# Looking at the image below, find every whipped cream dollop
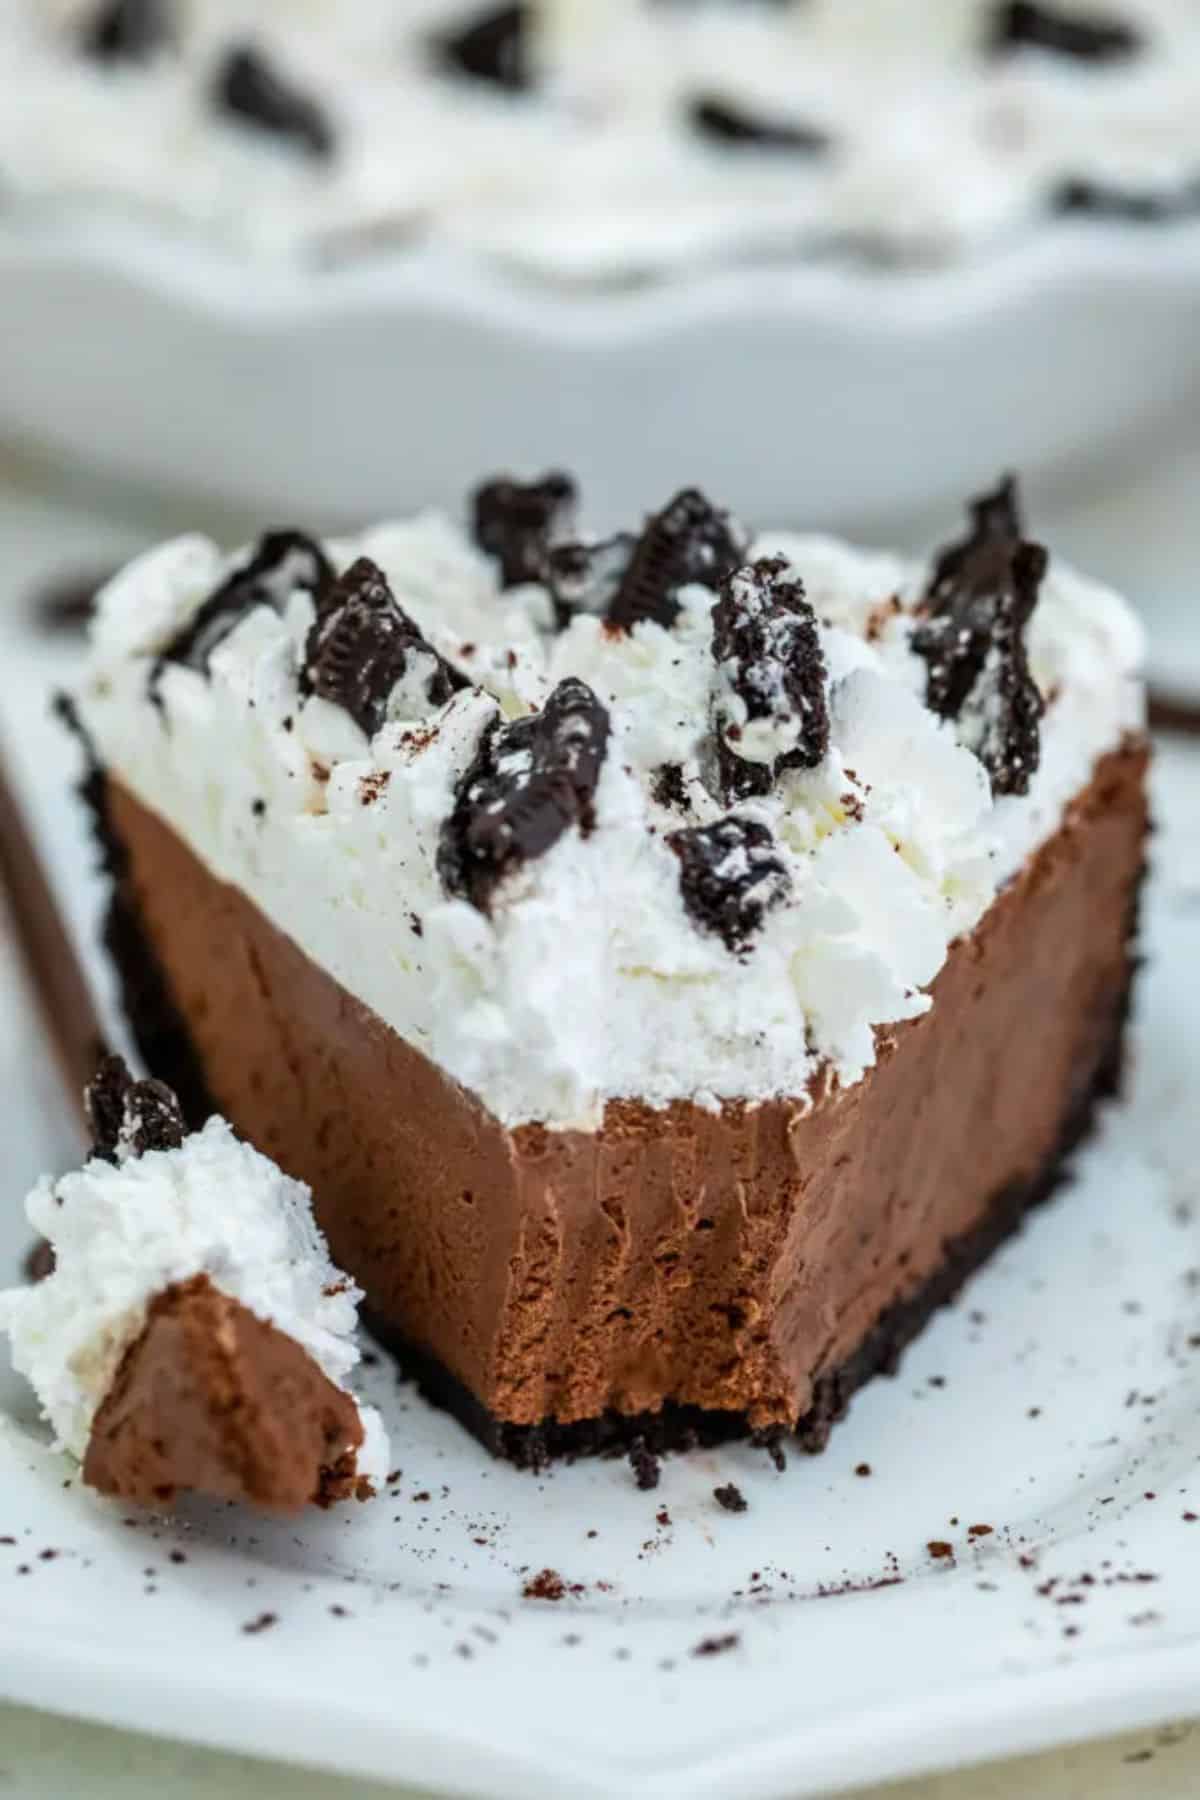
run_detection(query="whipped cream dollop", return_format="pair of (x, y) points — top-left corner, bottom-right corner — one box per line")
(2, 2), (1199, 279)
(75, 485), (1145, 1131)
(0, 1107), (387, 1468)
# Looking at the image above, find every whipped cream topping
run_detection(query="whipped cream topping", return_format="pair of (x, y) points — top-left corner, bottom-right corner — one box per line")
(0, 1114), (388, 1468)
(2, 3), (1198, 280)
(75, 492), (1145, 1132)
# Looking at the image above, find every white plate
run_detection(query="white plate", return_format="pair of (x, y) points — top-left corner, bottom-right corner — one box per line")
(1, 611), (1200, 1798)
(3, 214), (1200, 532)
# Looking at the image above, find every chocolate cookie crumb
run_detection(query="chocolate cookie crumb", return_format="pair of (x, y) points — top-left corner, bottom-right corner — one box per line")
(472, 472), (576, 588)
(241, 1611), (278, 1634)
(986, 2), (1142, 62)
(855, 1462), (872, 1478)
(650, 763), (689, 812)
(23, 1240), (55, 1284)
(214, 45), (334, 159)
(82, 0), (171, 62)
(927, 1539), (955, 1560)
(436, 4), (531, 92)
(713, 1483), (748, 1513)
(692, 1632), (740, 1657)
(155, 529), (332, 694)
(85, 1055), (186, 1163)
(304, 556), (468, 739)
(711, 557), (830, 801)
(609, 489), (745, 632)
(1054, 176), (1194, 222)
(756, 1431), (788, 1472)
(667, 816), (790, 953)
(913, 476), (1046, 797)
(689, 95), (830, 154)
(439, 677), (610, 911)
(629, 1438), (661, 1491)
(523, 1568), (567, 1601)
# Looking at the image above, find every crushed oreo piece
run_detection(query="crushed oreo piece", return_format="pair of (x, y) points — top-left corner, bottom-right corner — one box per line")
(304, 557), (468, 740)
(213, 44), (335, 159)
(435, 3), (531, 91)
(667, 816), (790, 953)
(153, 529), (332, 698)
(439, 677), (610, 912)
(85, 1055), (186, 1163)
(689, 95), (830, 154)
(986, 2), (1142, 60)
(81, 0), (171, 61)
(609, 489), (746, 633)
(650, 763), (689, 813)
(542, 535), (637, 629)
(711, 557), (830, 801)
(914, 477), (1046, 797)
(629, 1438), (661, 1491)
(713, 1482), (748, 1514)
(472, 472), (577, 588)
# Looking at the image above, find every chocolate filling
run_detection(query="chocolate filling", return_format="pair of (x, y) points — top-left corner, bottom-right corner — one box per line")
(78, 738), (1147, 1468)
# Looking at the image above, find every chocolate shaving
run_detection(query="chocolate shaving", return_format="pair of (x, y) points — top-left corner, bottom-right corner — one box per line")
(472, 472), (577, 588)
(153, 529), (332, 699)
(713, 1482), (748, 1513)
(711, 557), (829, 801)
(608, 489), (747, 633)
(439, 677), (610, 912)
(85, 1054), (186, 1163)
(986, 2), (1142, 60)
(435, 3), (531, 92)
(81, 0), (171, 61)
(689, 95), (830, 155)
(303, 557), (468, 740)
(913, 477), (1046, 797)
(667, 816), (790, 953)
(213, 44), (335, 159)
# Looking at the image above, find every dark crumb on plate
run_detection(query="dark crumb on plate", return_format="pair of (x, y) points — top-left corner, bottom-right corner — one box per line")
(692, 1632), (740, 1658)
(927, 1540), (955, 1560)
(655, 1508), (671, 1527)
(855, 1462), (872, 1477)
(241, 1612), (278, 1634)
(713, 1483), (748, 1514)
(968, 1523), (994, 1538)
(169, 1550), (187, 1564)
(523, 1568), (583, 1602)
(629, 1438), (660, 1491)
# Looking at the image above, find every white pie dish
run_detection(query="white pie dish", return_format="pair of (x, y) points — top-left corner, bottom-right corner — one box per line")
(2, 210), (1200, 531)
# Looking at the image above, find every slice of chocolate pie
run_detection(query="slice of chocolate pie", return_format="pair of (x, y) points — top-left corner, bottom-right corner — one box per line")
(68, 475), (1148, 1465)
(0, 1058), (387, 1510)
